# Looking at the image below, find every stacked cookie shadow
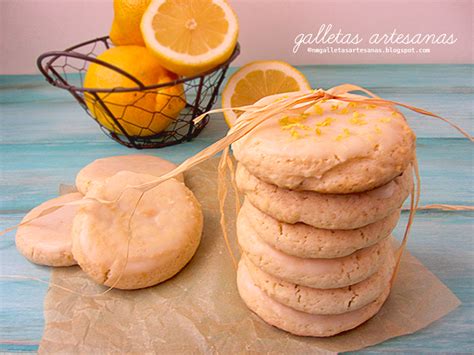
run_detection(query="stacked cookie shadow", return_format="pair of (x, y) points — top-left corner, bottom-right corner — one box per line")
(232, 96), (416, 336)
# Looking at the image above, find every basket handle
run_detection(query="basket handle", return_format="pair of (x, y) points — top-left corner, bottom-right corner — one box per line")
(36, 50), (147, 90)
(36, 40), (241, 92)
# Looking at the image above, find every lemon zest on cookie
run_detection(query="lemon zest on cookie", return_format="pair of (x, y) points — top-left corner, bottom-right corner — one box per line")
(350, 112), (367, 125)
(289, 127), (308, 139)
(279, 115), (311, 133)
(349, 117), (367, 125)
(313, 104), (324, 115)
(279, 115), (303, 127)
(315, 127), (322, 136)
(274, 95), (289, 103)
(379, 117), (392, 123)
(335, 128), (351, 141)
(316, 117), (334, 127)
(375, 125), (382, 134)
(331, 104), (339, 111)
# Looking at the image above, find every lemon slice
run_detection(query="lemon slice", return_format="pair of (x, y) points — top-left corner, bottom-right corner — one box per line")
(141, 0), (239, 77)
(221, 61), (311, 127)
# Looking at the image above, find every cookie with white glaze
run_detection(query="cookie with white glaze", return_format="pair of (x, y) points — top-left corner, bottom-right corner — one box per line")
(237, 258), (390, 337)
(237, 214), (391, 289)
(72, 171), (203, 290)
(236, 163), (412, 230)
(240, 198), (399, 258)
(16, 192), (82, 267)
(232, 95), (416, 193)
(242, 249), (394, 315)
(75, 154), (183, 195)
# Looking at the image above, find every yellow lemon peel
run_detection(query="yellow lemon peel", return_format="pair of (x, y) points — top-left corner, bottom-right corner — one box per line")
(289, 127), (308, 139)
(313, 104), (324, 115)
(316, 117), (334, 127)
(279, 115), (310, 130)
(349, 117), (367, 125)
(335, 127), (351, 141)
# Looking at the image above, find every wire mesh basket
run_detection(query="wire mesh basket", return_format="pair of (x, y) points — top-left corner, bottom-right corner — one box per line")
(37, 36), (240, 149)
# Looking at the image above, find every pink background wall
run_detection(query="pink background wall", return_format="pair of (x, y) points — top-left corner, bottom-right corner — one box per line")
(0, 0), (472, 75)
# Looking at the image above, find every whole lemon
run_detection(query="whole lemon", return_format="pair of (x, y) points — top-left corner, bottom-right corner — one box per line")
(84, 46), (186, 137)
(110, 0), (151, 46)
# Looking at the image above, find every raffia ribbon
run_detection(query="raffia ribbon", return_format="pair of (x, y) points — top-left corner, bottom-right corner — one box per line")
(1, 84), (472, 296)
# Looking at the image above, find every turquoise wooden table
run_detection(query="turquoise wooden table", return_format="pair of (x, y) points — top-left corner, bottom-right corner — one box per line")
(0, 65), (472, 353)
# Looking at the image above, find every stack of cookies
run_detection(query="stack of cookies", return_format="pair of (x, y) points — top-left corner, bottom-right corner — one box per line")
(232, 95), (416, 337)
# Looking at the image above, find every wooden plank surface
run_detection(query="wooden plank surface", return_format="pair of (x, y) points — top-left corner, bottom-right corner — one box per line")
(0, 65), (472, 353)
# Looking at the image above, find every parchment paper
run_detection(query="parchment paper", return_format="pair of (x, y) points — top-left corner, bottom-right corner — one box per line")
(39, 158), (460, 354)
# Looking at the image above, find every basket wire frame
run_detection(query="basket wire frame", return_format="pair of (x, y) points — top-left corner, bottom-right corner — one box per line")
(37, 36), (240, 149)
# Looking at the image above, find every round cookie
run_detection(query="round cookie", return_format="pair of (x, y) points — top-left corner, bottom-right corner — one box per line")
(72, 171), (203, 290)
(232, 95), (416, 193)
(237, 214), (391, 289)
(240, 198), (399, 258)
(75, 154), (183, 195)
(16, 192), (82, 267)
(242, 248), (394, 315)
(236, 163), (412, 230)
(237, 258), (390, 337)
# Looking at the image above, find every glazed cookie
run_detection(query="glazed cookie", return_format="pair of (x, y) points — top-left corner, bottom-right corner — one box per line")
(236, 163), (412, 229)
(237, 216), (391, 289)
(72, 171), (203, 290)
(240, 198), (399, 258)
(16, 192), (83, 267)
(242, 249), (394, 315)
(232, 95), (416, 193)
(237, 258), (390, 337)
(75, 154), (183, 195)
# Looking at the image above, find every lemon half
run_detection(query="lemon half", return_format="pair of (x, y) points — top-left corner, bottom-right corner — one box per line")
(221, 61), (312, 127)
(141, 0), (239, 77)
